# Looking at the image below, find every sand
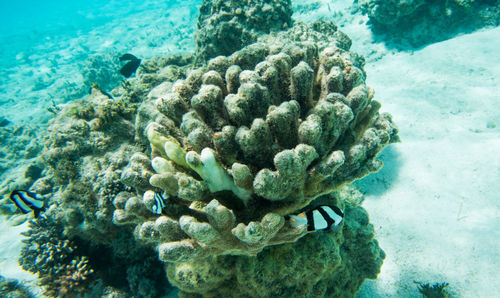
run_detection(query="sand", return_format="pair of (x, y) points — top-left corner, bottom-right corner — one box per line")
(356, 27), (500, 297)
(0, 220), (41, 296)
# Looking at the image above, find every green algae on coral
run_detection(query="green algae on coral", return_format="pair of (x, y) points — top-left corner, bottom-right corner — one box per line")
(113, 21), (398, 297)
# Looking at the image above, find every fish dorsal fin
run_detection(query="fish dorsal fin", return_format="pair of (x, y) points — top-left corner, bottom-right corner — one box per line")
(119, 53), (139, 61)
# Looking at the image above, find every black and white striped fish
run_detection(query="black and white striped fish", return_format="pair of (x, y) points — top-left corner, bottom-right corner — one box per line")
(288, 205), (344, 231)
(9, 190), (46, 218)
(151, 192), (166, 215)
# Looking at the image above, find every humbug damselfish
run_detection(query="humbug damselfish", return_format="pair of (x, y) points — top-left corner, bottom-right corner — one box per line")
(9, 190), (46, 218)
(287, 205), (344, 231)
(151, 192), (166, 215)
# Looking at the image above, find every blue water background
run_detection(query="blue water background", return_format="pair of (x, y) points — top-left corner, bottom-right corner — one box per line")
(0, 0), (200, 123)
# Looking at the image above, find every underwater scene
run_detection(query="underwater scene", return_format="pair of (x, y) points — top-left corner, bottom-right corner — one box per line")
(0, 0), (498, 297)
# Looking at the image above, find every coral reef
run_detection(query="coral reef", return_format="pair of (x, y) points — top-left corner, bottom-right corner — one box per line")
(39, 51), (191, 240)
(14, 53), (193, 296)
(81, 51), (124, 95)
(0, 123), (42, 175)
(195, 0), (293, 61)
(10, 0), (397, 295)
(19, 216), (95, 297)
(259, 20), (354, 53)
(115, 21), (398, 296)
(356, 0), (500, 47)
(163, 195), (385, 297)
(416, 281), (453, 298)
(30, 55), (186, 240)
(19, 211), (172, 297)
(39, 85), (139, 242)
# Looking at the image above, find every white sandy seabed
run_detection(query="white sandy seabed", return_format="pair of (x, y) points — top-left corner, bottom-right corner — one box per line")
(1, 7), (500, 298)
(354, 26), (500, 297)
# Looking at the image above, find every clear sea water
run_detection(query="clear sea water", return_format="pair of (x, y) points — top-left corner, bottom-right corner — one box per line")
(1, 0), (499, 297)
(0, 0), (200, 123)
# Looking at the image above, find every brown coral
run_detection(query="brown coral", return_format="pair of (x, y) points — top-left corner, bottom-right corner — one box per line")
(114, 22), (397, 296)
(19, 217), (95, 297)
(164, 197), (384, 297)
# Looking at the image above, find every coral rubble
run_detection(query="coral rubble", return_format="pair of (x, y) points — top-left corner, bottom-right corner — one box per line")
(357, 0), (500, 47)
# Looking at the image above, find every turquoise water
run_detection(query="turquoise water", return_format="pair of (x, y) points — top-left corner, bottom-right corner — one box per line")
(0, 0), (199, 123)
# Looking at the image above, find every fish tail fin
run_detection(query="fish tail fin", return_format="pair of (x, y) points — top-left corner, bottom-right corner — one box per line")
(33, 207), (46, 218)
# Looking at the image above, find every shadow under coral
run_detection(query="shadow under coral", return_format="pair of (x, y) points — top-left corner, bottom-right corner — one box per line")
(354, 145), (402, 197)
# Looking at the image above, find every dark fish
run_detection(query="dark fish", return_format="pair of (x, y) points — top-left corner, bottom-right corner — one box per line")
(119, 53), (141, 78)
(0, 116), (10, 127)
(287, 205), (344, 231)
(151, 192), (166, 215)
(119, 53), (139, 62)
(9, 190), (46, 218)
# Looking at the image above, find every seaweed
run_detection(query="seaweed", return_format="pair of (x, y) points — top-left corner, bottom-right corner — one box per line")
(415, 281), (453, 298)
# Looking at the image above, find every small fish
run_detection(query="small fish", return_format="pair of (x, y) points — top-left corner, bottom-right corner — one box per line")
(9, 190), (46, 218)
(119, 53), (141, 78)
(89, 83), (113, 99)
(151, 192), (166, 215)
(0, 116), (10, 127)
(119, 53), (139, 62)
(288, 205), (344, 231)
